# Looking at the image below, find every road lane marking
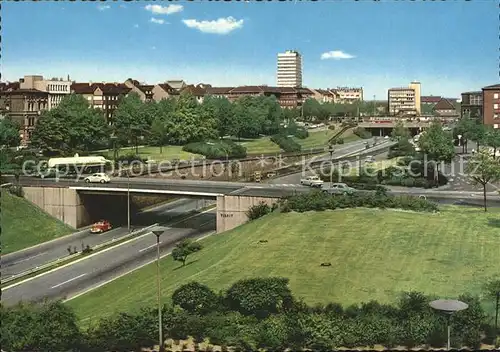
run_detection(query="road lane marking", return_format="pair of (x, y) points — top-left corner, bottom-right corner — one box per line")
(51, 273), (87, 289)
(64, 230), (217, 302)
(8, 252), (48, 266)
(139, 243), (159, 252)
(3, 207), (215, 291)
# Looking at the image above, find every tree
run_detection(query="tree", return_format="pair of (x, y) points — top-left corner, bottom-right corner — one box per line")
(1, 301), (82, 352)
(113, 92), (150, 152)
(31, 94), (109, 155)
(203, 95), (234, 138)
(418, 122), (455, 183)
(172, 239), (202, 266)
(484, 278), (500, 341)
(224, 277), (293, 318)
(149, 116), (168, 153)
(485, 127), (500, 159)
(466, 150), (500, 211)
(0, 118), (21, 147)
(172, 282), (221, 315)
(455, 117), (475, 153)
(391, 120), (411, 141)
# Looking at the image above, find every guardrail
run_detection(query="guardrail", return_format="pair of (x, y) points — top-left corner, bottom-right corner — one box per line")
(0, 223), (159, 286)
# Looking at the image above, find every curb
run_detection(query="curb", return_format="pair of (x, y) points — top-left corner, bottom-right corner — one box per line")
(0, 224), (159, 286)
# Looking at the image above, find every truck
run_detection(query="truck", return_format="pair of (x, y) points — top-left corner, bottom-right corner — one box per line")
(300, 175), (324, 188)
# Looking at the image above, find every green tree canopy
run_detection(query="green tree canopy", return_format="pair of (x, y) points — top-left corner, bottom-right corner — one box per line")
(0, 118), (21, 147)
(466, 150), (500, 211)
(31, 94), (109, 155)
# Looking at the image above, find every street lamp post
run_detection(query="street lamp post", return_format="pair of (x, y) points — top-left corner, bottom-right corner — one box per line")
(328, 145), (335, 186)
(152, 228), (165, 352)
(127, 170), (131, 232)
(429, 299), (469, 350)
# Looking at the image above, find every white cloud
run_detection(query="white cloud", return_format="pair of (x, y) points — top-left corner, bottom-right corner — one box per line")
(150, 18), (165, 25)
(97, 4), (110, 11)
(145, 4), (183, 15)
(182, 16), (244, 34)
(320, 50), (356, 60)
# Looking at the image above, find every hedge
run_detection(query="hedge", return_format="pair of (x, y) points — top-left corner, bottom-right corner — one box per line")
(4, 279), (494, 351)
(182, 140), (247, 159)
(281, 190), (439, 213)
(270, 134), (301, 153)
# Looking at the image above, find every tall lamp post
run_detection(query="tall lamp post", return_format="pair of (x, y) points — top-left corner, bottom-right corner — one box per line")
(152, 228), (165, 352)
(328, 145), (335, 186)
(429, 299), (468, 350)
(127, 170), (131, 232)
(110, 133), (118, 162)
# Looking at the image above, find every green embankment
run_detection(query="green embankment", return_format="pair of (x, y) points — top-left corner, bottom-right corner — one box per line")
(68, 206), (500, 324)
(1, 191), (74, 254)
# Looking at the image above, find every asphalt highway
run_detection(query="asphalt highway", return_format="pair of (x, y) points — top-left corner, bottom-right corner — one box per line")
(2, 209), (216, 306)
(1, 198), (212, 280)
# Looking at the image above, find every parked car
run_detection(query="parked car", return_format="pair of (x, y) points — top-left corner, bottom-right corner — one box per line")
(300, 175), (324, 188)
(90, 220), (112, 234)
(84, 173), (110, 183)
(322, 182), (356, 195)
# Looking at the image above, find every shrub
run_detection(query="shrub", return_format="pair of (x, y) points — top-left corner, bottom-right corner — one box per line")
(8, 185), (24, 197)
(353, 127), (372, 139)
(172, 282), (221, 315)
(335, 138), (344, 144)
(183, 140), (247, 159)
(116, 153), (147, 164)
(283, 190), (438, 213)
(246, 202), (272, 221)
(270, 134), (301, 153)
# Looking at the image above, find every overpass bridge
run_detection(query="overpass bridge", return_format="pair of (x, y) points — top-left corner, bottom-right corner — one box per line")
(11, 175), (500, 234)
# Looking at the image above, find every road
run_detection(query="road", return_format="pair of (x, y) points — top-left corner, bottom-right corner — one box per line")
(1, 198), (212, 280)
(2, 209), (216, 306)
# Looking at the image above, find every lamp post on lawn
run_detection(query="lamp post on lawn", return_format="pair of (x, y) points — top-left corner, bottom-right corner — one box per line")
(328, 144), (335, 186)
(110, 133), (118, 162)
(429, 299), (468, 350)
(152, 228), (165, 352)
(127, 170), (131, 232)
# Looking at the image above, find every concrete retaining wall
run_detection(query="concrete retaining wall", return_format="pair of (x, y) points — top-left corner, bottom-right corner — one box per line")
(216, 195), (279, 233)
(23, 187), (90, 228)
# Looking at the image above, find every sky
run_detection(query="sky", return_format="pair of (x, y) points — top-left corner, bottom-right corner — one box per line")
(1, 1), (498, 98)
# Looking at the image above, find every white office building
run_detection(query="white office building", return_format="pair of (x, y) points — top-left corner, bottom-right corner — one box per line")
(277, 50), (302, 88)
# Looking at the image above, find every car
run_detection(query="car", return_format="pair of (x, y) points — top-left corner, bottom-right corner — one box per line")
(365, 156), (375, 163)
(300, 175), (324, 188)
(322, 182), (356, 195)
(90, 220), (112, 234)
(84, 173), (110, 183)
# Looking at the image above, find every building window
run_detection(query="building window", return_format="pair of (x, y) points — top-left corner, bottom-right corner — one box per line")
(494, 114), (499, 119)
(495, 124), (499, 129)
(495, 104), (499, 109)
(494, 93), (499, 99)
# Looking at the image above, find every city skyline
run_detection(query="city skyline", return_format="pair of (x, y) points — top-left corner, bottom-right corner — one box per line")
(2, 1), (497, 98)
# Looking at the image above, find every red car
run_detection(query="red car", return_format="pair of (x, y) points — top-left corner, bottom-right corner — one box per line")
(90, 220), (112, 234)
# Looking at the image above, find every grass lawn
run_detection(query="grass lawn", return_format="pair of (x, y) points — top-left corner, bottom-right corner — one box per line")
(293, 129), (337, 150)
(68, 206), (500, 325)
(1, 191), (74, 254)
(112, 145), (200, 162)
(236, 137), (281, 155)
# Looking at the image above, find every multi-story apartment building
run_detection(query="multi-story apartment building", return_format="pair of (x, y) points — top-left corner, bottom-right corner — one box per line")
(388, 87), (417, 116)
(460, 91), (483, 120)
(408, 81), (421, 115)
(277, 50), (303, 88)
(181, 85), (206, 104)
(19, 75), (72, 110)
(330, 87), (363, 104)
(0, 81), (49, 145)
(209, 86), (312, 109)
(71, 82), (131, 123)
(166, 80), (187, 91)
(482, 84), (500, 128)
(124, 79), (155, 102)
(432, 98), (458, 117)
(310, 88), (335, 103)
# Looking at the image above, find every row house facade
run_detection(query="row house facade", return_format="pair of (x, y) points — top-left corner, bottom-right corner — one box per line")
(460, 91), (482, 120)
(70, 82), (131, 123)
(332, 87), (364, 104)
(125, 79), (179, 102)
(206, 86), (314, 109)
(482, 84), (500, 128)
(0, 82), (48, 145)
